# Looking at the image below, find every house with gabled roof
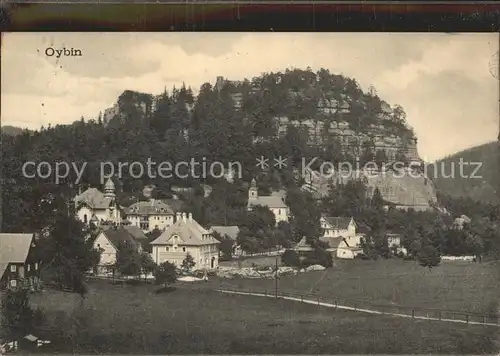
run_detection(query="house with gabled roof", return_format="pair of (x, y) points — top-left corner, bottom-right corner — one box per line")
(0, 233), (40, 290)
(247, 179), (290, 224)
(124, 199), (175, 232)
(320, 216), (363, 251)
(150, 212), (220, 270)
(92, 226), (145, 274)
(294, 235), (363, 260)
(74, 178), (123, 226)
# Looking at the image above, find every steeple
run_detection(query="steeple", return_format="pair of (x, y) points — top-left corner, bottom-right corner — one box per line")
(248, 178), (258, 199)
(104, 178), (116, 198)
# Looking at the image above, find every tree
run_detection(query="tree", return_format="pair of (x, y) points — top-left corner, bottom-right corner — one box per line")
(181, 253), (196, 273)
(281, 249), (300, 267)
(213, 231), (234, 260)
(37, 212), (101, 294)
(371, 187), (384, 209)
(465, 233), (484, 262)
(155, 261), (177, 287)
(1, 288), (45, 340)
(140, 252), (157, 278)
(286, 187), (323, 244)
(115, 240), (142, 277)
(417, 242), (441, 270)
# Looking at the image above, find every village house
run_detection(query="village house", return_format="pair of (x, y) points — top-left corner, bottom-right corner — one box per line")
(92, 226), (145, 274)
(247, 179), (290, 224)
(0, 233), (40, 290)
(74, 178), (123, 226)
(125, 199), (175, 232)
(320, 216), (360, 246)
(150, 213), (220, 270)
(210, 225), (241, 256)
(294, 235), (363, 260)
(386, 233), (408, 255)
(293, 216), (363, 259)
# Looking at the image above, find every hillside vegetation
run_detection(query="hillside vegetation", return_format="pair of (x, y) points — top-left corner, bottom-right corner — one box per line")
(429, 142), (499, 204)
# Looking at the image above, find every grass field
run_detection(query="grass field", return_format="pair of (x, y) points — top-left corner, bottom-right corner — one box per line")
(28, 280), (499, 354)
(212, 259), (500, 314)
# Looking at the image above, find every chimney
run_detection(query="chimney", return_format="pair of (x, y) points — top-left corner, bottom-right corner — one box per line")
(188, 212), (193, 221)
(150, 198), (155, 207)
(182, 212), (187, 221)
(176, 212), (182, 222)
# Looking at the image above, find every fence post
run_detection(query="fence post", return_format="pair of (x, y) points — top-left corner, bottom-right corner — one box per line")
(439, 311), (442, 320)
(301, 295), (303, 303)
(335, 300), (337, 309)
(466, 314), (469, 324)
(412, 309), (415, 318)
(354, 303), (357, 311)
(317, 296), (320, 306)
(483, 315), (486, 324)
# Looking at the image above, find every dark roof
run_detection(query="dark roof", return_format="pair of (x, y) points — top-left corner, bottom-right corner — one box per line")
(322, 216), (353, 230)
(123, 225), (148, 240)
(101, 227), (140, 250)
(125, 199), (174, 216)
(0, 233), (34, 280)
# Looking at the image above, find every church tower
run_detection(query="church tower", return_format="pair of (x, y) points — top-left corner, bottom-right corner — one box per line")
(104, 178), (116, 199)
(248, 178), (258, 200)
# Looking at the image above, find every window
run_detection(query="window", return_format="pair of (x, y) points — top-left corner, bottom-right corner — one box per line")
(27, 264), (31, 272)
(166, 247), (169, 252)
(35, 263), (38, 270)
(97, 244), (101, 248)
(10, 280), (17, 287)
(10, 265), (16, 272)
(182, 247), (186, 252)
(84, 214), (88, 223)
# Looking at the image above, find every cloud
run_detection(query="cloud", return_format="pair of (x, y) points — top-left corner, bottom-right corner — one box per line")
(1, 32), (498, 161)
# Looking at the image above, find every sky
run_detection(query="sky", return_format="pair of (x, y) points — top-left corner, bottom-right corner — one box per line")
(2, 32), (498, 162)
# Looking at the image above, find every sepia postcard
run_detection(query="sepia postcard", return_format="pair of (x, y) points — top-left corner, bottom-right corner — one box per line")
(1, 32), (499, 354)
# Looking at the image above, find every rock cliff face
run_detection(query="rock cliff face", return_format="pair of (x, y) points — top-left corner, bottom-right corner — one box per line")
(217, 72), (420, 163)
(303, 168), (438, 211)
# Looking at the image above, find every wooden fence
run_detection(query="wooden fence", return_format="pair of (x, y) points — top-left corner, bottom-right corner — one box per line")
(218, 287), (500, 326)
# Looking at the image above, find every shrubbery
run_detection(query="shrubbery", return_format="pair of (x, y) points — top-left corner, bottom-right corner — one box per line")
(281, 247), (332, 268)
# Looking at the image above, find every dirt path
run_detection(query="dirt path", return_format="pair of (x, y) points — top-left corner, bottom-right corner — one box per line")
(217, 289), (500, 328)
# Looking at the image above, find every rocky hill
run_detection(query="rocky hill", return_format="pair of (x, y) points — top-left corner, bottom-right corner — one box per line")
(302, 166), (438, 211)
(101, 69), (420, 164)
(428, 141), (499, 205)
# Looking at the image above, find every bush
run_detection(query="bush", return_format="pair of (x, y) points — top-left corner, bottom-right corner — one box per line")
(282, 249), (301, 267)
(300, 247), (332, 268)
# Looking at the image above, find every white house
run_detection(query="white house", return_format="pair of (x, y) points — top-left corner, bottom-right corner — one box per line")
(320, 216), (360, 247)
(74, 179), (123, 226)
(335, 238), (363, 259)
(125, 199), (175, 233)
(247, 179), (290, 224)
(93, 226), (144, 274)
(294, 236), (363, 260)
(150, 212), (220, 270)
(386, 233), (408, 255)
(293, 216), (363, 260)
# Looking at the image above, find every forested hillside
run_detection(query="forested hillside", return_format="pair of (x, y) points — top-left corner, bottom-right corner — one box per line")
(0, 67), (460, 234)
(430, 142), (499, 205)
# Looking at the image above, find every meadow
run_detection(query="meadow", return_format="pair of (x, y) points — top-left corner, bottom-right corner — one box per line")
(28, 279), (499, 354)
(214, 258), (500, 314)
